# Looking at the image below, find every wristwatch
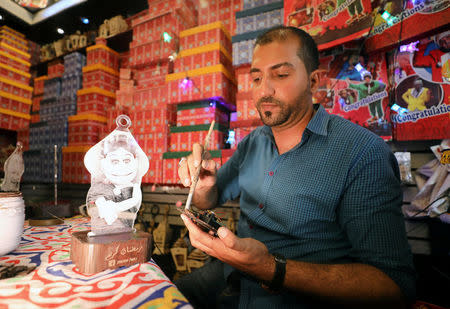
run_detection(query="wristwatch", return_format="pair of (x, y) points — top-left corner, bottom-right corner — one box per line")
(267, 253), (286, 291)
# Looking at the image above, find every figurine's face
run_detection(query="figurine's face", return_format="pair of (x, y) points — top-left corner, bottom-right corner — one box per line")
(101, 147), (137, 185)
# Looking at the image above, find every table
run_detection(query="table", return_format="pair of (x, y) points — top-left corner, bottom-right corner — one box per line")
(0, 216), (192, 308)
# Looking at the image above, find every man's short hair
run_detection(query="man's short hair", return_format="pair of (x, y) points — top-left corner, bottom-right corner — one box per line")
(414, 79), (423, 85)
(254, 26), (319, 75)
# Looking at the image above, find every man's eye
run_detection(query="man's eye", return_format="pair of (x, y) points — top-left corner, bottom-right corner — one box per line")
(112, 160), (119, 165)
(123, 159), (131, 164)
(277, 73), (288, 78)
(252, 77), (261, 83)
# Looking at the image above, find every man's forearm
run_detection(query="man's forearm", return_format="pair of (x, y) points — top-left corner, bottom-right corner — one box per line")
(247, 257), (406, 308)
(192, 184), (218, 210)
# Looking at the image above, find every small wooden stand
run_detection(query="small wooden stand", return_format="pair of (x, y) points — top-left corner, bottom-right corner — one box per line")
(70, 231), (153, 275)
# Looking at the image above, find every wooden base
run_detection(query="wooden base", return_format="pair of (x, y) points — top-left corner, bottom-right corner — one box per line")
(70, 230), (153, 275)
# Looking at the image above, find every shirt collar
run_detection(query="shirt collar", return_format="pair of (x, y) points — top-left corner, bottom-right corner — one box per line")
(260, 104), (330, 138)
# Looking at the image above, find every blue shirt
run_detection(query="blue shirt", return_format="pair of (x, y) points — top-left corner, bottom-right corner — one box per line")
(217, 104), (415, 308)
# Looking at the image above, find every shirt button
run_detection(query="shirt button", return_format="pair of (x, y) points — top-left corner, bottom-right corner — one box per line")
(248, 224), (253, 229)
(269, 171), (274, 176)
(258, 203), (263, 209)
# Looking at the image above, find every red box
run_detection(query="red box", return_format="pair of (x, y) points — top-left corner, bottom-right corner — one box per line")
(31, 112), (39, 123)
(0, 42), (30, 62)
(77, 87), (116, 116)
(236, 98), (259, 121)
(134, 130), (170, 155)
(176, 106), (229, 126)
(68, 114), (107, 146)
(120, 68), (132, 80)
(17, 127), (29, 151)
(174, 48), (233, 74)
(236, 64), (251, 93)
(0, 28), (28, 50)
(131, 107), (175, 134)
(32, 95), (42, 112)
(198, 0), (241, 35)
(133, 85), (169, 109)
(33, 76), (47, 95)
(0, 35), (29, 52)
(120, 51), (130, 69)
(162, 156), (221, 184)
(47, 62), (64, 79)
(62, 147), (91, 183)
(0, 77), (32, 99)
(0, 113), (29, 131)
(0, 63), (30, 86)
(170, 130), (225, 152)
(106, 106), (130, 132)
(0, 95), (31, 114)
(116, 89), (135, 108)
(166, 69), (236, 105)
(86, 44), (120, 70)
(221, 148), (235, 165)
(180, 22), (232, 54)
(142, 159), (163, 184)
(129, 39), (177, 67)
(82, 68), (120, 93)
(0, 50), (30, 73)
(134, 61), (169, 88)
(230, 119), (262, 149)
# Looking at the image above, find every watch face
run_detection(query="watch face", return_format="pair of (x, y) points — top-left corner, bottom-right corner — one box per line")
(273, 253), (286, 263)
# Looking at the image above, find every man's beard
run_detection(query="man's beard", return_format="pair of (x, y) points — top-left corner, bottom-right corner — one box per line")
(256, 96), (293, 127)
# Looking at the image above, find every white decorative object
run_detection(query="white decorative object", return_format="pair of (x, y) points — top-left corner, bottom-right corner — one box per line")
(0, 192), (25, 256)
(84, 115), (149, 237)
(1, 142), (24, 192)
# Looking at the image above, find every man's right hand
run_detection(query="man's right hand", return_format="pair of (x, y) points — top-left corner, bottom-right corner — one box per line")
(177, 143), (217, 189)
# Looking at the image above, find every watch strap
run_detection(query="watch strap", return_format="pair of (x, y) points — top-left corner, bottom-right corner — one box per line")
(268, 253), (286, 291)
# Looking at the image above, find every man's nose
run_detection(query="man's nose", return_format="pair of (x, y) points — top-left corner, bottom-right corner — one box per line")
(260, 77), (275, 97)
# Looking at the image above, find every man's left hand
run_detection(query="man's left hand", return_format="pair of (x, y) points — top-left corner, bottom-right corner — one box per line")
(181, 214), (274, 281)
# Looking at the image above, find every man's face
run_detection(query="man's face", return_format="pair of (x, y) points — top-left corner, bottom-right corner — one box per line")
(364, 76), (371, 84)
(250, 38), (312, 127)
(101, 147), (138, 185)
(340, 89), (348, 98)
(414, 83), (422, 91)
(438, 34), (450, 51)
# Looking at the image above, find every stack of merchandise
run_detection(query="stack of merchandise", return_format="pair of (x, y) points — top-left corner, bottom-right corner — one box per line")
(232, 1), (283, 66)
(31, 75), (47, 124)
(0, 26), (32, 131)
(62, 40), (119, 184)
(25, 53), (85, 183)
(197, 0), (242, 36)
(230, 64), (262, 149)
(119, 0), (198, 184)
(163, 21), (237, 184)
(28, 40), (40, 66)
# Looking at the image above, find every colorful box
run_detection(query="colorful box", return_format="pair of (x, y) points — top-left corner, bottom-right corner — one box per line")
(176, 100), (230, 126)
(133, 85), (169, 109)
(43, 77), (61, 100)
(33, 75), (48, 95)
(0, 90), (32, 114)
(131, 106), (176, 134)
(0, 50), (30, 73)
(48, 62), (65, 79)
(63, 52), (86, 75)
(134, 61), (169, 88)
(198, 0), (242, 35)
(230, 118), (262, 149)
(62, 146), (91, 184)
(180, 21), (232, 54)
(17, 127), (29, 151)
(235, 2), (284, 35)
(86, 44), (120, 70)
(174, 43), (233, 74)
(106, 106), (130, 132)
(236, 97), (259, 121)
(0, 42), (31, 62)
(82, 64), (120, 93)
(68, 113), (107, 146)
(166, 64), (236, 105)
(129, 39), (178, 67)
(162, 150), (222, 184)
(0, 76), (33, 99)
(31, 111), (39, 123)
(169, 123), (228, 152)
(76, 87), (116, 116)
(0, 62), (30, 86)
(0, 109), (29, 131)
(32, 95), (42, 112)
(142, 159), (163, 184)
(116, 89), (135, 108)
(236, 64), (252, 92)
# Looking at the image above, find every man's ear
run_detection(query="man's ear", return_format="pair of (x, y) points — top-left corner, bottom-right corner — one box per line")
(309, 70), (321, 94)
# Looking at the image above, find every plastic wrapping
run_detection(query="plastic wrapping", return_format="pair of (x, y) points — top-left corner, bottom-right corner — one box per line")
(394, 152), (414, 185)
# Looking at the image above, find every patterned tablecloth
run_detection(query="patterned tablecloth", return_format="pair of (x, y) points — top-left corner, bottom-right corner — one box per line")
(0, 216), (192, 309)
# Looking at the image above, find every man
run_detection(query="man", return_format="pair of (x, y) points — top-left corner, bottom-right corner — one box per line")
(177, 26), (415, 308)
(336, 54), (363, 81)
(349, 72), (386, 122)
(402, 78), (431, 111)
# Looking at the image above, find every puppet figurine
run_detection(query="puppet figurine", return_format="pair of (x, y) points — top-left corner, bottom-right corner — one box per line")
(84, 115), (149, 237)
(0, 142), (24, 192)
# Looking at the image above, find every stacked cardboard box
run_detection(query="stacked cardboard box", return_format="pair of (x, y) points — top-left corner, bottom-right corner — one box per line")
(232, 1), (284, 66)
(197, 0), (242, 36)
(0, 26), (32, 131)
